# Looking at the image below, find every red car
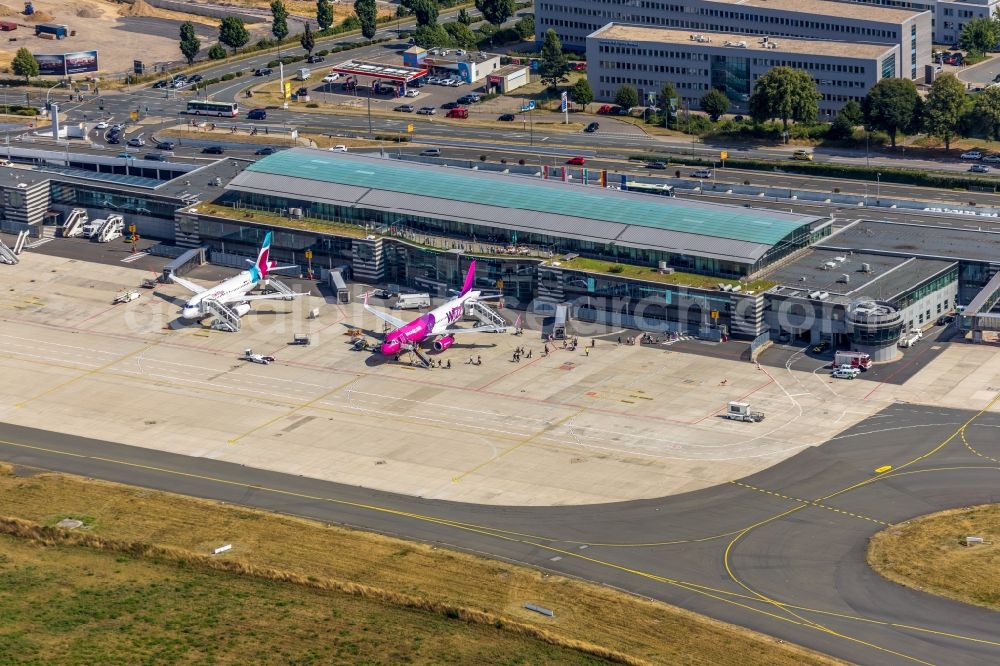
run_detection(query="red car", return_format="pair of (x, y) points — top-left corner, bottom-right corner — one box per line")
(566, 156), (586, 165)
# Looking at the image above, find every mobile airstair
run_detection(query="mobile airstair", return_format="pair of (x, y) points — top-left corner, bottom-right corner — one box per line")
(94, 215), (125, 243)
(467, 299), (508, 331)
(60, 208), (88, 238)
(13, 229), (29, 255)
(262, 277), (296, 300)
(200, 298), (242, 332)
(409, 345), (431, 368)
(0, 238), (17, 264)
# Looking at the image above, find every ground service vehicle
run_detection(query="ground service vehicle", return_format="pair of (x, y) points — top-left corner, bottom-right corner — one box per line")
(393, 293), (431, 310)
(834, 350), (872, 370)
(725, 401), (765, 422)
(241, 348), (275, 365)
(832, 367), (861, 379)
(187, 101), (239, 117)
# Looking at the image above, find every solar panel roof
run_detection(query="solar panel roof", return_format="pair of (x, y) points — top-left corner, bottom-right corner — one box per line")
(245, 149), (817, 248)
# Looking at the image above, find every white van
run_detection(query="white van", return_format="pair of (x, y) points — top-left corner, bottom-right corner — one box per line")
(81, 218), (105, 238)
(393, 293), (431, 310)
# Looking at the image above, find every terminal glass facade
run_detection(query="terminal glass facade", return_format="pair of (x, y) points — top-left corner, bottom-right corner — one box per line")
(711, 55), (751, 110)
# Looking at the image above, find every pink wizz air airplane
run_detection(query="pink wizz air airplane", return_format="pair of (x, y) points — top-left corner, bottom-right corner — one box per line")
(363, 261), (508, 356)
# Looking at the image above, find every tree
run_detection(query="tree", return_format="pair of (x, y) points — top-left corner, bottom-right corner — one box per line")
(207, 43), (227, 60)
(614, 84), (639, 111)
(219, 16), (250, 54)
(538, 29), (569, 90)
(514, 14), (534, 40)
(413, 23), (453, 48)
(300, 22), (315, 55)
(457, 8), (472, 25)
(411, 0), (439, 26)
(271, 0), (289, 42)
(444, 22), (477, 48)
(975, 85), (1000, 139)
(178, 21), (201, 65)
(863, 77), (920, 147)
(700, 89), (729, 121)
(748, 67), (819, 133)
(11, 47), (37, 83)
(923, 73), (968, 149)
(316, 0), (334, 31)
(839, 99), (864, 127)
(959, 16), (1000, 56)
(354, 0), (377, 39)
(570, 77), (594, 110)
(475, 0), (515, 27)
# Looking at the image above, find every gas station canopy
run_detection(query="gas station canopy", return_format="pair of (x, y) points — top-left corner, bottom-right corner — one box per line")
(328, 60), (429, 82)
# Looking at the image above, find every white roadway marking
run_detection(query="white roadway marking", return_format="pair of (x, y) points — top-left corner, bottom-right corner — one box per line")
(828, 422), (963, 440)
(0, 333), (121, 356)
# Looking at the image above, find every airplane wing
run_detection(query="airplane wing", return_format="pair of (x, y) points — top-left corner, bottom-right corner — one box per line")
(169, 275), (206, 294)
(222, 292), (307, 304)
(441, 324), (509, 335)
(363, 293), (407, 329)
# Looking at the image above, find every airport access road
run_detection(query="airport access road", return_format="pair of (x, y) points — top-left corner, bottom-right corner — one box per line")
(2, 399), (999, 666)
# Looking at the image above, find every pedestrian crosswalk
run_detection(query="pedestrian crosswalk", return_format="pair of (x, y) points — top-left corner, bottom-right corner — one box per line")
(661, 335), (695, 346)
(120, 251), (149, 264)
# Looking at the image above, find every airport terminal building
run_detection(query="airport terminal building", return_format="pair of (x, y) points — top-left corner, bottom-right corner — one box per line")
(0, 147), (987, 356)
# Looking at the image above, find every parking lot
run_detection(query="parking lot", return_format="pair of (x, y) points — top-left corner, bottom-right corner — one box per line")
(0, 247), (921, 506)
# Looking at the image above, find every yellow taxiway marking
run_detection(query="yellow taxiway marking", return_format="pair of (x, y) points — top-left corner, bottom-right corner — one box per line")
(731, 481), (889, 526)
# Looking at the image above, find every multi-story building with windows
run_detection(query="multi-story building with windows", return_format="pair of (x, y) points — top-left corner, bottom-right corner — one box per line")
(539, 0), (930, 81)
(587, 24), (900, 116)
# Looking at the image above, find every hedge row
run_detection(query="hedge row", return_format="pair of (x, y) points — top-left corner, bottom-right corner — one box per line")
(632, 154), (996, 191)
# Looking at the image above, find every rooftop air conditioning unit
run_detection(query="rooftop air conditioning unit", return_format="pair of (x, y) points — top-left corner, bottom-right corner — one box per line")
(860, 262), (872, 272)
(818, 292), (829, 300)
(809, 291), (821, 299)
(824, 261), (837, 269)
(839, 273), (850, 283)
(289, 207), (303, 219)
(834, 256), (847, 263)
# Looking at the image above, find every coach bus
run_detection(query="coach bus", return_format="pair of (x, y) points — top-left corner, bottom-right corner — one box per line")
(186, 100), (239, 117)
(623, 182), (675, 197)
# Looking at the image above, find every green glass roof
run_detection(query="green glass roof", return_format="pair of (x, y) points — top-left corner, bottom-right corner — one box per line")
(247, 150), (813, 246)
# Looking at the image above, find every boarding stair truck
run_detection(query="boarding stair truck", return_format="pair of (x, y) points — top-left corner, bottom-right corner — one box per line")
(466, 299), (508, 331)
(94, 214), (125, 243)
(552, 302), (570, 339)
(834, 350), (872, 371)
(393, 293), (431, 310)
(725, 401), (765, 422)
(60, 208), (88, 238)
(0, 237), (17, 264)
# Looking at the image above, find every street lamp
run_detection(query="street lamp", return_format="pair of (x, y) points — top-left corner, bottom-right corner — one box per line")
(876, 172), (881, 204)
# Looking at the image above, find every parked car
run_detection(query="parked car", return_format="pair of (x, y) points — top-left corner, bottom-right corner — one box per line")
(983, 154), (1000, 163)
(417, 106), (436, 115)
(457, 94), (480, 104)
(440, 101), (460, 110)
(409, 79), (425, 88)
(970, 164), (991, 173)
(792, 149), (813, 161)
(307, 54), (325, 64)
(328, 145), (348, 152)
(937, 314), (955, 326)
(202, 145), (225, 154)
(597, 104), (614, 114)
(584, 121), (599, 133)
(691, 168), (713, 178)
(143, 153), (166, 162)
(255, 147), (276, 155)
(420, 148), (442, 157)
(155, 141), (176, 150)
(961, 150), (983, 160)
(322, 72), (340, 83)
(647, 161), (667, 169)
(404, 89), (420, 97)
(394, 104), (415, 112)
(498, 113), (516, 121)
(255, 68), (273, 76)
(566, 156), (586, 165)
(247, 108), (267, 120)
(427, 76), (442, 85)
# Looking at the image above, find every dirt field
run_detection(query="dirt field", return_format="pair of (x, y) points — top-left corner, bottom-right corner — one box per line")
(0, 463), (843, 666)
(0, 0), (260, 75)
(868, 504), (1000, 611)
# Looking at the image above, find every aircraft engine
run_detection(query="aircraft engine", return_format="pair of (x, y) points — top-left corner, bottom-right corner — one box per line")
(432, 335), (455, 352)
(233, 303), (252, 317)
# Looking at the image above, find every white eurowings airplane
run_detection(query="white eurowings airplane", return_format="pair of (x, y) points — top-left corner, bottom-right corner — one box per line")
(171, 231), (304, 320)
(363, 260), (508, 355)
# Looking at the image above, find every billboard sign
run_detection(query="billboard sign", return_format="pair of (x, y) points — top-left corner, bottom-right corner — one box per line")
(35, 53), (66, 77)
(65, 51), (98, 75)
(33, 50), (99, 76)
